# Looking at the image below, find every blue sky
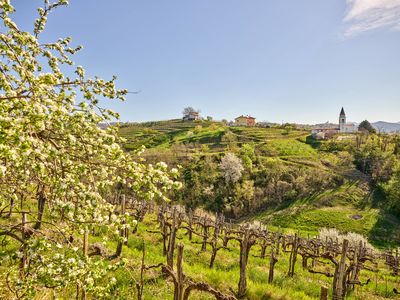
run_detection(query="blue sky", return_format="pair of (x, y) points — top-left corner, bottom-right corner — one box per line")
(12, 0), (400, 124)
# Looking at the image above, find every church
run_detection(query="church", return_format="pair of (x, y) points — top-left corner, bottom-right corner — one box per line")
(312, 107), (358, 139)
(338, 107), (358, 133)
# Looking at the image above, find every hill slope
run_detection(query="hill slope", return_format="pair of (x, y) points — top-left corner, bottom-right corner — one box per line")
(118, 119), (400, 247)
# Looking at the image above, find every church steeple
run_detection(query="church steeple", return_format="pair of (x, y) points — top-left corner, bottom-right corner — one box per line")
(339, 107), (346, 132)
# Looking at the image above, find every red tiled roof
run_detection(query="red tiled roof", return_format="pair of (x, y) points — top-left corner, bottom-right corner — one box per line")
(235, 115), (256, 120)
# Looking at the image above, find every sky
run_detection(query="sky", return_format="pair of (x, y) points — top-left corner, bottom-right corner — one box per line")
(11, 0), (400, 124)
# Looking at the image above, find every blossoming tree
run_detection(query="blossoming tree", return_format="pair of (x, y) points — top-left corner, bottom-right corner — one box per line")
(0, 0), (180, 298)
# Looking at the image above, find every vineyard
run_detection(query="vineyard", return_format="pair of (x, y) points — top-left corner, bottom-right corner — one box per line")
(40, 196), (400, 300)
(3, 194), (400, 299)
(115, 199), (400, 299)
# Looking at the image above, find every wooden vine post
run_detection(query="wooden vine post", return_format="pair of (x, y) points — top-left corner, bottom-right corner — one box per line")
(173, 242), (185, 300)
(348, 242), (361, 291)
(332, 239), (349, 300)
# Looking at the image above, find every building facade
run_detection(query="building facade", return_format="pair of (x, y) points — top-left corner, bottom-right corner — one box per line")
(183, 111), (200, 121)
(235, 115), (256, 126)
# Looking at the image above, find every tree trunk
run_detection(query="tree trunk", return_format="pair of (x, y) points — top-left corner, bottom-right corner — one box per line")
(275, 234), (281, 255)
(81, 228), (89, 300)
(187, 210), (193, 241)
(302, 255), (308, 270)
(136, 242), (145, 300)
(34, 190), (46, 230)
(210, 247), (218, 269)
(201, 225), (208, 252)
(19, 212), (28, 279)
(167, 208), (177, 269)
(288, 234), (298, 277)
(160, 213), (168, 256)
(6, 196), (14, 218)
(115, 195), (126, 257)
(320, 286), (328, 300)
(268, 243), (278, 284)
(260, 240), (267, 259)
(238, 230), (253, 298)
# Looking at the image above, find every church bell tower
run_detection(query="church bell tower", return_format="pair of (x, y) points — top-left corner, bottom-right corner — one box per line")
(339, 107), (346, 132)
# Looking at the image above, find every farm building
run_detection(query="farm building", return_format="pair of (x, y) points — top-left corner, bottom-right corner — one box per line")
(183, 111), (200, 121)
(235, 115), (256, 127)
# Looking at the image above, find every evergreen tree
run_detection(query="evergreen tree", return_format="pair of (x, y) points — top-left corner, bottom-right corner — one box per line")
(358, 120), (376, 133)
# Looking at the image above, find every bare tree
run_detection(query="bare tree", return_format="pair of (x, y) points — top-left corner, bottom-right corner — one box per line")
(182, 107), (198, 116)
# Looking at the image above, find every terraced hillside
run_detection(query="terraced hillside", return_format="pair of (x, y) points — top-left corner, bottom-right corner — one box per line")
(119, 120), (312, 154)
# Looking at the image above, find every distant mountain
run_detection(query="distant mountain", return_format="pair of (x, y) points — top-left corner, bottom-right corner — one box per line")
(372, 121), (400, 133)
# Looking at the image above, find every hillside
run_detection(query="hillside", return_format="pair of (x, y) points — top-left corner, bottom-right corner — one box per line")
(117, 119), (400, 247)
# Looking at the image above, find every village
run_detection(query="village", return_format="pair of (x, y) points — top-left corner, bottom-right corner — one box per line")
(182, 106), (360, 139)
